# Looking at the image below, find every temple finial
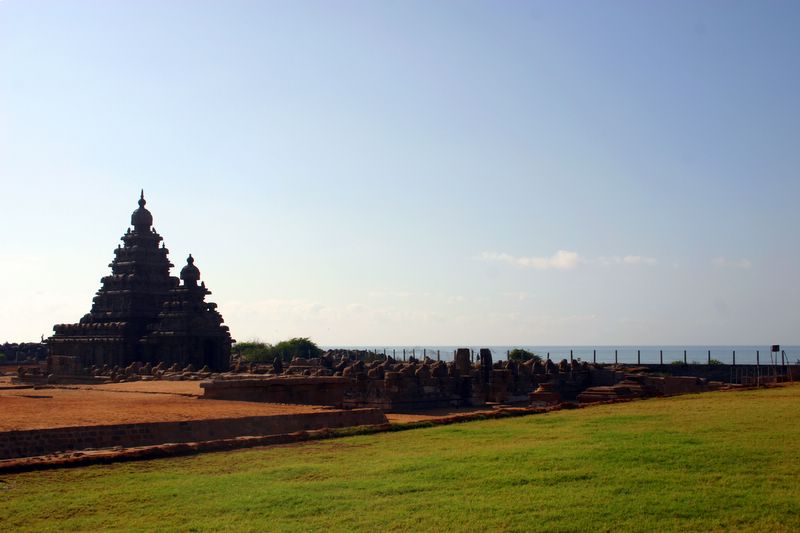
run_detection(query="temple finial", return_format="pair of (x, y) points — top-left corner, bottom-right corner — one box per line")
(180, 254), (200, 285)
(131, 189), (152, 228)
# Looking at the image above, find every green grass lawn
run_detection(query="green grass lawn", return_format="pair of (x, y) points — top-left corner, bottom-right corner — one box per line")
(2, 385), (800, 532)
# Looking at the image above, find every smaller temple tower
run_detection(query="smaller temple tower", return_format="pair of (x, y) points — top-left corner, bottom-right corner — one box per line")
(142, 255), (232, 371)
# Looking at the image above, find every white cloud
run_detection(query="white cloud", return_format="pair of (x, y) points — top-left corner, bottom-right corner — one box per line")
(221, 298), (447, 328)
(480, 250), (581, 270)
(501, 291), (532, 301)
(481, 251), (657, 270)
(367, 290), (413, 299)
(595, 255), (657, 266)
(713, 257), (752, 269)
(622, 255), (658, 266)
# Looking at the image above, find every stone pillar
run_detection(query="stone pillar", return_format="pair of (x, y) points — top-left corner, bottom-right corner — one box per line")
(479, 348), (493, 383)
(455, 348), (471, 376)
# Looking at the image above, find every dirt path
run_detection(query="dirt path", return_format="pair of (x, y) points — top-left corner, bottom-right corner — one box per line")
(0, 387), (330, 431)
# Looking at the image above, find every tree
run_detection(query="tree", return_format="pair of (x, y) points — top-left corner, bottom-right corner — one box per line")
(272, 338), (323, 362)
(232, 341), (273, 362)
(232, 338), (323, 363)
(508, 348), (542, 363)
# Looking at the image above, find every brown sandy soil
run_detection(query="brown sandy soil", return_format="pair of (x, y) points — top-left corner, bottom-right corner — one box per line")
(69, 380), (205, 396)
(1, 378), (526, 431)
(0, 387), (330, 432)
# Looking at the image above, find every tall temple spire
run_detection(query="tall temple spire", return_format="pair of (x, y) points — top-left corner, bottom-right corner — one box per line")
(131, 189), (153, 231)
(50, 192), (232, 371)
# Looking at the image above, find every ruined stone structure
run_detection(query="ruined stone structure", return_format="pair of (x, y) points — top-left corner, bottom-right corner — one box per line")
(0, 342), (47, 363)
(47, 192), (232, 371)
(200, 352), (593, 411)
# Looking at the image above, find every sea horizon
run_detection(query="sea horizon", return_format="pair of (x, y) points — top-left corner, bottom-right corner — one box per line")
(322, 345), (800, 365)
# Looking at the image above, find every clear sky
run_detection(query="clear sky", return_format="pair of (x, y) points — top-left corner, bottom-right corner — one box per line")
(1, 1), (798, 345)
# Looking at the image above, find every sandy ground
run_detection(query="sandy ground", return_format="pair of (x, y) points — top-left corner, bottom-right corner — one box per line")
(0, 377), (512, 431)
(0, 386), (331, 432)
(71, 380), (205, 396)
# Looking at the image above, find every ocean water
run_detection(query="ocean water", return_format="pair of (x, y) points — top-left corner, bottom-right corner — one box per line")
(322, 345), (800, 365)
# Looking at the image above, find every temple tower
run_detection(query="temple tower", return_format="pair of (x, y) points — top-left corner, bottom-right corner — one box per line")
(48, 192), (231, 371)
(142, 255), (232, 371)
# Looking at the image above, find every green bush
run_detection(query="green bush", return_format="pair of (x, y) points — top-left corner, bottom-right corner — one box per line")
(271, 337), (323, 362)
(233, 338), (323, 363)
(508, 348), (542, 363)
(670, 360), (686, 365)
(708, 358), (724, 366)
(232, 341), (274, 362)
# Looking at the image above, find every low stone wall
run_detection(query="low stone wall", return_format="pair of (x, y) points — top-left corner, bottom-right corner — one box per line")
(201, 376), (350, 406)
(619, 364), (800, 382)
(0, 408), (387, 460)
(578, 375), (724, 403)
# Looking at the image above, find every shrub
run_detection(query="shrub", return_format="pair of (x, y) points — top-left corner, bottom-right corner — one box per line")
(232, 341), (274, 363)
(271, 337), (323, 362)
(508, 349), (542, 363)
(708, 358), (724, 366)
(670, 360), (686, 366)
(233, 338), (323, 363)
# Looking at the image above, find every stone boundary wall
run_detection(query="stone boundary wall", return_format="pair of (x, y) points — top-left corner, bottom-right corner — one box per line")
(0, 408), (387, 460)
(624, 364), (800, 382)
(201, 377), (349, 406)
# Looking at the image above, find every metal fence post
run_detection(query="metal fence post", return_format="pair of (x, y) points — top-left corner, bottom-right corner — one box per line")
(756, 350), (760, 385)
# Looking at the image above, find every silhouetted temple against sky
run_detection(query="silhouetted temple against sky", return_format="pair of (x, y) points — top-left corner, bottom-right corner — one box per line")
(48, 191), (232, 371)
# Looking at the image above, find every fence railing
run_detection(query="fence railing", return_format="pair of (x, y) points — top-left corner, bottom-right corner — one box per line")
(332, 347), (799, 367)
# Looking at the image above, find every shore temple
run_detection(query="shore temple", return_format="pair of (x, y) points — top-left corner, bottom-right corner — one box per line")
(47, 192), (232, 371)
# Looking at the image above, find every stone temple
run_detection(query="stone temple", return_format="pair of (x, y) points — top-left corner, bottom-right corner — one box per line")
(48, 192), (232, 371)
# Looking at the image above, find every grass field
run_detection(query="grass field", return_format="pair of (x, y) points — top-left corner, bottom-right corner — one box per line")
(2, 385), (799, 532)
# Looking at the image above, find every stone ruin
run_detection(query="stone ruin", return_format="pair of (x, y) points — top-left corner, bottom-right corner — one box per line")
(11, 357), (226, 385)
(577, 373), (724, 402)
(0, 342), (47, 363)
(340, 349), (591, 410)
(200, 348), (593, 411)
